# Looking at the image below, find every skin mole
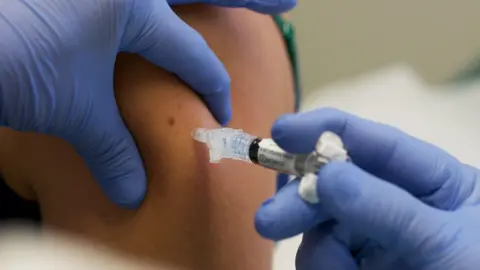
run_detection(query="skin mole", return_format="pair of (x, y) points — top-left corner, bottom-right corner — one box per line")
(167, 116), (175, 127)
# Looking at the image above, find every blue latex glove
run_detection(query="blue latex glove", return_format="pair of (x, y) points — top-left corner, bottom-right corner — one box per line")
(255, 108), (480, 270)
(0, 0), (295, 209)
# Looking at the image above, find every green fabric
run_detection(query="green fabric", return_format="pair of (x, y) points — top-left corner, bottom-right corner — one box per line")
(451, 57), (480, 83)
(273, 15), (301, 111)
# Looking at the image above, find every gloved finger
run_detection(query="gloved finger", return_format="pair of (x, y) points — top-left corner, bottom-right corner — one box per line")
(347, 239), (405, 270)
(167, 0), (296, 14)
(66, 97), (146, 209)
(316, 161), (449, 257)
(122, 1), (231, 125)
(255, 180), (330, 240)
(296, 223), (358, 270)
(271, 107), (471, 203)
(331, 223), (369, 253)
(356, 249), (410, 270)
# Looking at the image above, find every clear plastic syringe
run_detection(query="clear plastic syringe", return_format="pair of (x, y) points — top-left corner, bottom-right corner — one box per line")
(192, 128), (348, 177)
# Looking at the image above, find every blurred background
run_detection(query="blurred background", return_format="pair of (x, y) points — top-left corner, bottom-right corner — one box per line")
(291, 0), (480, 94)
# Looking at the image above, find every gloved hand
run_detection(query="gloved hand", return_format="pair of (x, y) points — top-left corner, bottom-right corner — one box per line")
(255, 108), (480, 270)
(0, 0), (295, 209)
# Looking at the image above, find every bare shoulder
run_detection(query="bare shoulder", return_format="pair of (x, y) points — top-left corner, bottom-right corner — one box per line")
(0, 5), (295, 270)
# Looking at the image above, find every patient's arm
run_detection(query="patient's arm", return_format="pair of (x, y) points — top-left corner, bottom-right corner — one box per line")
(0, 5), (294, 270)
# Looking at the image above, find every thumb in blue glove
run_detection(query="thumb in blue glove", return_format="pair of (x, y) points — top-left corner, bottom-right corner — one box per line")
(256, 108), (480, 270)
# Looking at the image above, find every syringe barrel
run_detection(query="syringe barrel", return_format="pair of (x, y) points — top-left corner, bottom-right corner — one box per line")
(248, 138), (324, 176)
(226, 131), (256, 162)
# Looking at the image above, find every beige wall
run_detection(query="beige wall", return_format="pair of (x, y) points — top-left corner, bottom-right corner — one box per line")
(291, 1), (480, 93)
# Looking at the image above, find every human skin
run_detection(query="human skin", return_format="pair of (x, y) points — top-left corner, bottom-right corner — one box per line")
(0, 5), (294, 270)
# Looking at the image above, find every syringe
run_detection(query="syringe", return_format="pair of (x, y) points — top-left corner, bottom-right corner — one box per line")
(192, 128), (349, 203)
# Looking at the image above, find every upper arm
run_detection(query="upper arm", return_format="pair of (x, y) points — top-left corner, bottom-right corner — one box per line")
(0, 5), (294, 270)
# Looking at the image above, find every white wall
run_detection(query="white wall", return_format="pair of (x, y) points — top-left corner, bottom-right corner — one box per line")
(291, 0), (480, 92)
